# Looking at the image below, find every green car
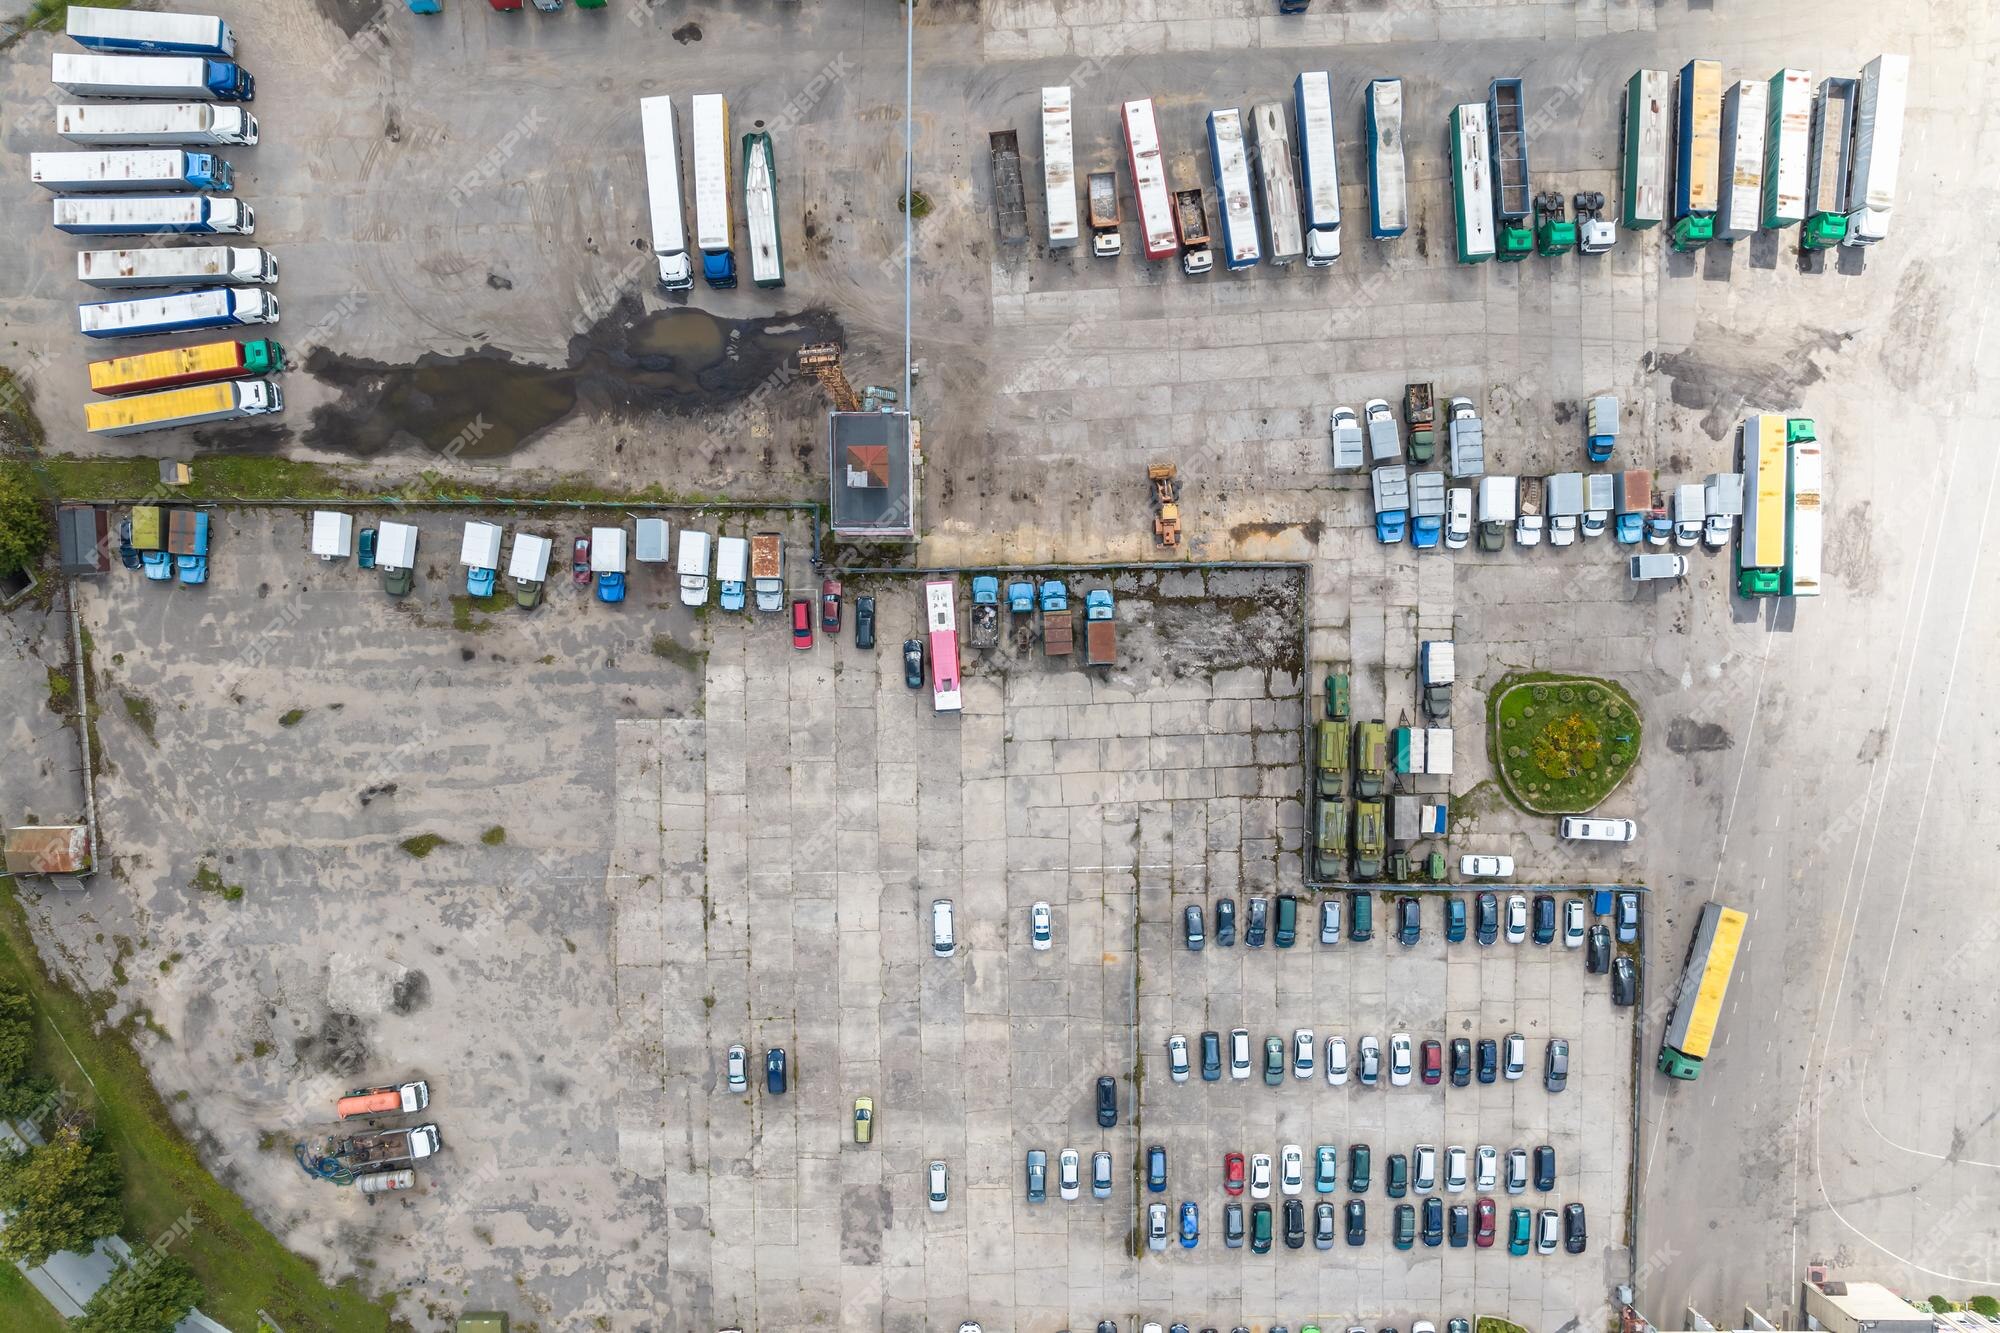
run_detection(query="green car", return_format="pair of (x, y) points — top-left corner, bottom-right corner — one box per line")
(1509, 1206), (1533, 1256)
(1348, 1143), (1370, 1192)
(1251, 1202), (1273, 1254)
(1263, 1036), (1285, 1085)
(1386, 1152), (1408, 1199)
(1394, 1202), (1416, 1250)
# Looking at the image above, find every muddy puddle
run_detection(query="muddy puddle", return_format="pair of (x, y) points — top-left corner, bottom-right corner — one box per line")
(302, 300), (843, 460)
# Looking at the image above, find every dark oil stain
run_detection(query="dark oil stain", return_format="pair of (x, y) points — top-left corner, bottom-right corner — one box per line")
(313, 0), (388, 40)
(1551, 400), (1577, 426)
(391, 970), (431, 1016)
(1643, 328), (1850, 439)
(302, 300), (843, 460)
(671, 20), (702, 42)
(358, 781), (398, 807)
(190, 421), (287, 454)
(297, 1012), (371, 1077)
(1665, 718), (1732, 754)
(486, 273), (514, 291)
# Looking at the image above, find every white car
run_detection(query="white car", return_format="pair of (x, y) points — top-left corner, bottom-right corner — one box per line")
(1560, 815), (1638, 842)
(1445, 486), (1472, 550)
(1147, 1203), (1169, 1251)
(1505, 894), (1529, 943)
(1293, 1028), (1315, 1080)
(1475, 1145), (1498, 1192)
(1506, 1147), (1529, 1194)
(1563, 899), (1586, 947)
(1459, 853), (1515, 878)
(1388, 1032), (1413, 1087)
(1280, 1144), (1304, 1196)
(1504, 1032), (1527, 1080)
(1029, 901), (1053, 950)
(725, 1043), (748, 1093)
(928, 1159), (950, 1212)
(1444, 1145), (1468, 1192)
(1249, 1152), (1273, 1199)
(1058, 1148), (1080, 1201)
(1537, 1207), (1561, 1254)
(1358, 1035), (1381, 1086)
(1230, 1028), (1252, 1080)
(1413, 1143), (1437, 1191)
(1167, 1034), (1190, 1083)
(1324, 1035), (1349, 1086)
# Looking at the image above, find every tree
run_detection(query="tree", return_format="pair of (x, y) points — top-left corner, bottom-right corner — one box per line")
(73, 1253), (205, 1333)
(0, 1123), (122, 1265)
(0, 463), (46, 579)
(0, 983), (33, 1086)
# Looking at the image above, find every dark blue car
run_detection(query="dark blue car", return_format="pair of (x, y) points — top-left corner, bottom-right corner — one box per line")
(1146, 1144), (1167, 1193)
(765, 1047), (787, 1094)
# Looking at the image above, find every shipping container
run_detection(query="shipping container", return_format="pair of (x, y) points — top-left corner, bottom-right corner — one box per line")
(1844, 54), (1907, 244)
(1449, 103), (1496, 263)
(1294, 71), (1341, 266)
(1207, 108), (1260, 270)
(77, 245), (274, 287)
(1671, 59), (1722, 250)
(31, 148), (230, 192)
(88, 336), (281, 394)
(1761, 69), (1812, 229)
(1716, 80), (1766, 241)
(56, 101), (257, 146)
(1250, 101), (1303, 264)
(52, 194), (251, 235)
(1121, 99), (1178, 261)
(1364, 78), (1408, 239)
(638, 96), (693, 292)
(67, 7), (234, 56)
(1804, 77), (1857, 249)
(84, 377), (281, 435)
(1784, 429), (1823, 597)
(1621, 70), (1669, 229)
(78, 287), (277, 338)
(690, 93), (735, 288)
(1041, 86), (1079, 248)
(52, 52), (252, 101)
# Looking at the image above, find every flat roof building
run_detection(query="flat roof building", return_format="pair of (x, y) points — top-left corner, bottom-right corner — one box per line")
(828, 411), (917, 541)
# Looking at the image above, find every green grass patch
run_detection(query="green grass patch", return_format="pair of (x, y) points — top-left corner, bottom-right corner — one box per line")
(450, 592), (507, 634)
(278, 708), (308, 728)
(479, 826), (506, 847)
(0, 888), (394, 1331)
(1969, 1297), (1999, 1317)
(398, 834), (448, 860)
(1478, 1319), (1531, 1333)
(120, 693), (157, 747)
(0, 1255), (67, 1332)
(1488, 672), (1642, 814)
(189, 862), (243, 903)
(44, 665), (71, 712)
(649, 634), (708, 672)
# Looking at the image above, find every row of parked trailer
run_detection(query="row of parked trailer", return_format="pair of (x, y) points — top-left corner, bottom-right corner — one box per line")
(1616, 55), (1907, 257)
(638, 94), (784, 292)
(33, 8), (288, 439)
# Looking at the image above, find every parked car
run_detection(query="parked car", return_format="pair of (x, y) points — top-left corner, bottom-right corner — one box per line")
(791, 597), (814, 649)
(1446, 486), (1472, 549)
(1393, 1202), (1416, 1250)
(1504, 1033), (1526, 1080)
(1096, 1076), (1118, 1127)
(1315, 1200), (1336, 1249)
(1283, 1198), (1305, 1249)
(1325, 1035), (1349, 1086)
(1560, 815), (1637, 841)
(1246, 896), (1268, 947)
(1251, 1202), (1273, 1254)
(1230, 1028), (1252, 1080)
(1459, 853), (1514, 878)
(1058, 1148), (1080, 1200)
(1358, 1035), (1381, 1086)
(1444, 1145), (1468, 1192)
(1319, 898), (1341, 944)
(1214, 897), (1236, 945)
(1348, 1143), (1371, 1193)
(1201, 1030), (1222, 1081)
(1147, 1201), (1168, 1250)
(1147, 1144), (1167, 1192)
(1564, 1202), (1587, 1253)
(1388, 1033), (1413, 1086)
(1030, 901), (1053, 950)
(1292, 1029), (1315, 1080)
(1224, 1151), (1246, 1195)
(1179, 1201), (1200, 1248)
(1263, 1036), (1285, 1086)
(1386, 1153), (1408, 1198)
(853, 1096), (874, 1144)
(1535, 1145), (1556, 1192)
(1611, 956), (1637, 1005)
(1475, 1144), (1497, 1191)
(356, 527), (376, 570)
(1224, 1201), (1245, 1248)
(1445, 896), (1467, 943)
(928, 1159), (949, 1212)
(1450, 1038), (1471, 1088)
(1280, 1143), (1304, 1196)
(1396, 895), (1420, 945)
(1505, 894), (1528, 943)
(1420, 1039), (1442, 1085)
(1274, 893), (1298, 947)
(1183, 903), (1205, 950)
(820, 577), (842, 633)
(1477, 1038), (1497, 1084)
(1166, 1034), (1190, 1083)
(1545, 1039), (1570, 1092)
(765, 1047), (788, 1094)
(1505, 1148), (1529, 1194)
(1026, 1149), (1047, 1202)
(1475, 1197), (1496, 1247)
(1249, 1152), (1273, 1199)
(854, 594), (875, 649)
(1536, 1207), (1560, 1254)
(1449, 1203), (1470, 1247)
(1532, 893), (1557, 944)
(1315, 1144), (1338, 1193)
(1476, 891), (1498, 945)
(1092, 1150), (1112, 1199)
(1587, 923), (1611, 973)
(571, 536), (590, 584)
(1413, 1144), (1436, 1191)
(1616, 891), (1640, 941)
(1422, 1196), (1443, 1247)
(1509, 1206), (1533, 1255)
(725, 1043), (748, 1093)
(1348, 890), (1373, 941)
(1346, 1198), (1366, 1246)
(902, 638), (925, 687)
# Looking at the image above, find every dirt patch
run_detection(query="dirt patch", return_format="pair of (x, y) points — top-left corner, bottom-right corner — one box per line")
(390, 970), (431, 1017)
(1645, 329), (1852, 439)
(1666, 718), (1733, 754)
(296, 1011), (371, 1078)
(313, 0), (388, 40)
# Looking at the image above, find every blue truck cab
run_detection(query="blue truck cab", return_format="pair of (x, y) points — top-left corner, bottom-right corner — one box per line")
(1007, 580), (1035, 613)
(702, 250), (736, 289)
(1039, 579), (1068, 613)
(1376, 511), (1408, 544)
(596, 570), (626, 604)
(175, 512), (210, 585)
(972, 575), (999, 606)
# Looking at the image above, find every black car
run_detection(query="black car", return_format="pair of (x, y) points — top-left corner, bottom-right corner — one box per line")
(1449, 1203), (1470, 1247)
(117, 518), (140, 569)
(1184, 903), (1205, 951)
(902, 639), (925, 688)
(1396, 896), (1421, 946)
(1534, 1145), (1556, 1192)
(1586, 923), (1611, 973)
(1449, 1037), (1471, 1088)
(1476, 892), (1498, 946)
(1385, 1152), (1408, 1198)
(1200, 1030), (1222, 1081)
(1564, 1202), (1587, 1253)
(765, 1047), (788, 1094)
(1445, 896), (1467, 943)
(1283, 1198), (1305, 1249)
(1095, 1075), (1118, 1127)
(1349, 890), (1373, 941)
(1532, 893), (1557, 944)
(1246, 896), (1268, 947)
(1251, 1201), (1273, 1254)
(855, 594), (876, 649)
(1476, 1038), (1497, 1084)
(1214, 897), (1237, 946)
(1611, 956), (1637, 1005)
(1422, 1196), (1443, 1247)
(1348, 1143), (1370, 1192)
(1345, 1199), (1366, 1246)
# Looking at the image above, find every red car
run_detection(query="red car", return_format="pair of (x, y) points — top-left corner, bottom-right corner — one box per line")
(572, 537), (591, 585)
(1223, 1152), (1245, 1195)
(791, 598), (814, 650)
(1420, 1039), (1443, 1086)
(1475, 1197), (1496, 1248)
(820, 577), (843, 634)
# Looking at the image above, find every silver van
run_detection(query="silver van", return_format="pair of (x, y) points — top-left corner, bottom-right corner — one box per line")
(1628, 553), (1687, 581)
(1560, 816), (1637, 842)
(931, 899), (956, 957)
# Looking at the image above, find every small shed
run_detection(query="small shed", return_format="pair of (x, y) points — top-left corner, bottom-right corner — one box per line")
(590, 526), (627, 574)
(310, 511), (354, 559)
(4, 826), (91, 886)
(56, 506), (108, 575)
(634, 517), (670, 563)
(460, 521), (503, 570)
(508, 533), (551, 584)
(376, 521), (418, 571)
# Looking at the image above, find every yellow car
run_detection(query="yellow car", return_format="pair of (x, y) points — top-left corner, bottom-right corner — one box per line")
(853, 1097), (874, 1145)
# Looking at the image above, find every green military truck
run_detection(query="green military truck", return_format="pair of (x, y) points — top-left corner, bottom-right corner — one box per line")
(1315, 795), (1347, 879)
(1352, 801), (1385, 879)
(1353, 721), (1388, 798)
(1316, 719), (1350, 799)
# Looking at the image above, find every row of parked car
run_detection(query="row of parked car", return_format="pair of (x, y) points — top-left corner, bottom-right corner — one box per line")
(1139, 1193), (1586, 1254)
(1113, 1317), (1474, 1333)
(1163, 1028), (1571, 1090)
(1180, 889), (1638, 953)
(1195, 1142), (1558, 1199)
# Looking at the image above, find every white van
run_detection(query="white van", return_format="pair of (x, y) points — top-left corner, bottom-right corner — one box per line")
(1560, 816), (1637, 842)
(676, 529), (712, 607)
(1628, 553), (1687, 581)
(930, 899), (956, 956)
